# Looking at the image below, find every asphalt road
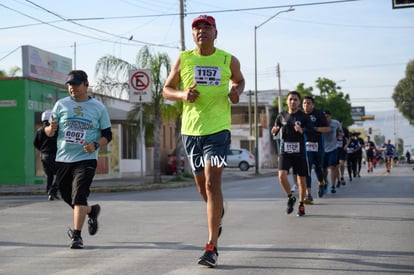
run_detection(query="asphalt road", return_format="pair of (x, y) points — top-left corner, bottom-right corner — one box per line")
(0, 165), (413, 275)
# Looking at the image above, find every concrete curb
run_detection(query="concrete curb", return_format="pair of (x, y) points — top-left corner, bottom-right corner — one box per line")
(0, 169), (276, 196)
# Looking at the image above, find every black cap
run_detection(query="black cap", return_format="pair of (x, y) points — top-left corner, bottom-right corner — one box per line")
(323, 110), (332, 115)
(65, 70), (88, 85)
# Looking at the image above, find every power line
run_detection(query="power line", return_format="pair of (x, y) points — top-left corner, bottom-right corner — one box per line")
(0, 2), (178, 49)
(23, 0), (179, 49)
(2, 0), (363, 27)
(68, 0), (362, 20)
(0, 46), (21, 62)
(282, 62), (407, 73)
(280, 17), (414, 29)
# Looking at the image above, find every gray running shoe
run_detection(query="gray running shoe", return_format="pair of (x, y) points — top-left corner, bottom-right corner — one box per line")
(198, 243), (218, 268)
(67, 228), (83, 249)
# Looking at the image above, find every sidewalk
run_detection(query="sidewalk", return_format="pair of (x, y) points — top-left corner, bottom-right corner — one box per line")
(0, 168), (276, 196)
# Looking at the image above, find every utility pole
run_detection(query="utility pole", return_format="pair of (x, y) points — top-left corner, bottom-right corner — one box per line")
(276, 63), (282, 112)
(248, 90), (252, 153)
(254, 7), (294, 174)
(179, 0), (186, 51)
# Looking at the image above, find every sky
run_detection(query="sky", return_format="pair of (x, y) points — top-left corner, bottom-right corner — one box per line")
(1, 0), (414, 148)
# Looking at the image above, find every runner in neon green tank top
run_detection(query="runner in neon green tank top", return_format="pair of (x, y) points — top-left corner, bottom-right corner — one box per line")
(163, 15), (245, 268)
(180, 48), (232, 135)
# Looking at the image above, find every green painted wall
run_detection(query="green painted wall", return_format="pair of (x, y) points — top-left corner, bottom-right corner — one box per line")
(0, 78), (66, 185)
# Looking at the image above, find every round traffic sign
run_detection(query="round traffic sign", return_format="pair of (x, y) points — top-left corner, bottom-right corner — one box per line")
(130, 71), (150, 91)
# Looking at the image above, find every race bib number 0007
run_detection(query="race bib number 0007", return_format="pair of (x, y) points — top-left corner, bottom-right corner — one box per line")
(64, 129), (86, 145)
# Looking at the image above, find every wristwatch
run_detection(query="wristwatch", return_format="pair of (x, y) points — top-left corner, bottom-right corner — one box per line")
(93, 142), (100, 150)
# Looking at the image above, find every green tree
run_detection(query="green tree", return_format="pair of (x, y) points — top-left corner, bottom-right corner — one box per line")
(94, 46), (172, 183)
(314, 77), (353, 127)
(271, 78), (353, 127)
(393, 59), (414, 125)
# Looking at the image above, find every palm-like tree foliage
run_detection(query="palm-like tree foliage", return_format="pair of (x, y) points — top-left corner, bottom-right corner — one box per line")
(94, 46), (176, 183)
(0, 66), (21, 77)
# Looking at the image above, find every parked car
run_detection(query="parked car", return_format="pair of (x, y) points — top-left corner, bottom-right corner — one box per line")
(166, 148), (185, 175)
(226, 148), (255, 171)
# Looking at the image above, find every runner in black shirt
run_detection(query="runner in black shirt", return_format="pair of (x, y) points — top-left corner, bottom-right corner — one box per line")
(272, 91), (314, 217)
(302, 96), (329, 202)
(365, 135), (376, 173)
(346, 133), (359, 181)
(337, 120), (350, 186)
(354, 133), (365, 177)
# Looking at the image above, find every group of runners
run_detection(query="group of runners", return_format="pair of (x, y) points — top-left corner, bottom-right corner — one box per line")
(273, 91), (397, 217)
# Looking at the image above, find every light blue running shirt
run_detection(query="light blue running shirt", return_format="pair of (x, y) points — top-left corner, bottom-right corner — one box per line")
(51, 96), (111, 163)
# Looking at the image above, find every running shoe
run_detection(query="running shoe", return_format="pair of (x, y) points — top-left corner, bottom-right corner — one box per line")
(290, 184), (297, 193)
(318, 184), (325, 198)
(286, 196), (296, 214)
(198, 243), (218, 267)
(218, 201), (227, 238)
(297, 204), (305, 216)
(336, 181), (341, 188)
(67, 228), (83, 249)
(331, 186), (336, 194)
(341, 177), (346, 186)
(48, 193), (60, 201)
(304, 194), (314, 205)
(88, 204), (101, 235)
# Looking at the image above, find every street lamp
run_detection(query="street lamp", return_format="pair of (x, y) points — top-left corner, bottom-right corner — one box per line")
(254, 7), (294, 174)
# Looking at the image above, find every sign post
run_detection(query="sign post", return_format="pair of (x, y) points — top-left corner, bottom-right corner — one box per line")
(128, 69), (152, 177)
(129, 69), (152, 103)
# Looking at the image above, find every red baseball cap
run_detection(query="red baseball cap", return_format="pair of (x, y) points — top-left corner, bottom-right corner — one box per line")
(192, 15), (216, 28)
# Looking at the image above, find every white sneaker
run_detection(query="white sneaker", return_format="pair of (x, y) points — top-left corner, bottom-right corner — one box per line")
(291, 184), (297, 193)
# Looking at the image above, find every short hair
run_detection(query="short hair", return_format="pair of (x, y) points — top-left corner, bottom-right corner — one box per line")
(303, 96), (314, 103)
(287, 90), (301, 100)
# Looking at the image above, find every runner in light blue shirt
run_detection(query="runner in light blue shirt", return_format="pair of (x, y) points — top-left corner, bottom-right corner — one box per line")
(45, 70), (112, 249)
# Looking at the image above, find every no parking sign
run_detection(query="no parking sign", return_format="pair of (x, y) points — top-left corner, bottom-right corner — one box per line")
(129, 69), (152, 103)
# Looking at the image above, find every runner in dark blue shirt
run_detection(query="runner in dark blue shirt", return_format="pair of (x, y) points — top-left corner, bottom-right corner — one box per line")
(381, 139), (395, 173)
